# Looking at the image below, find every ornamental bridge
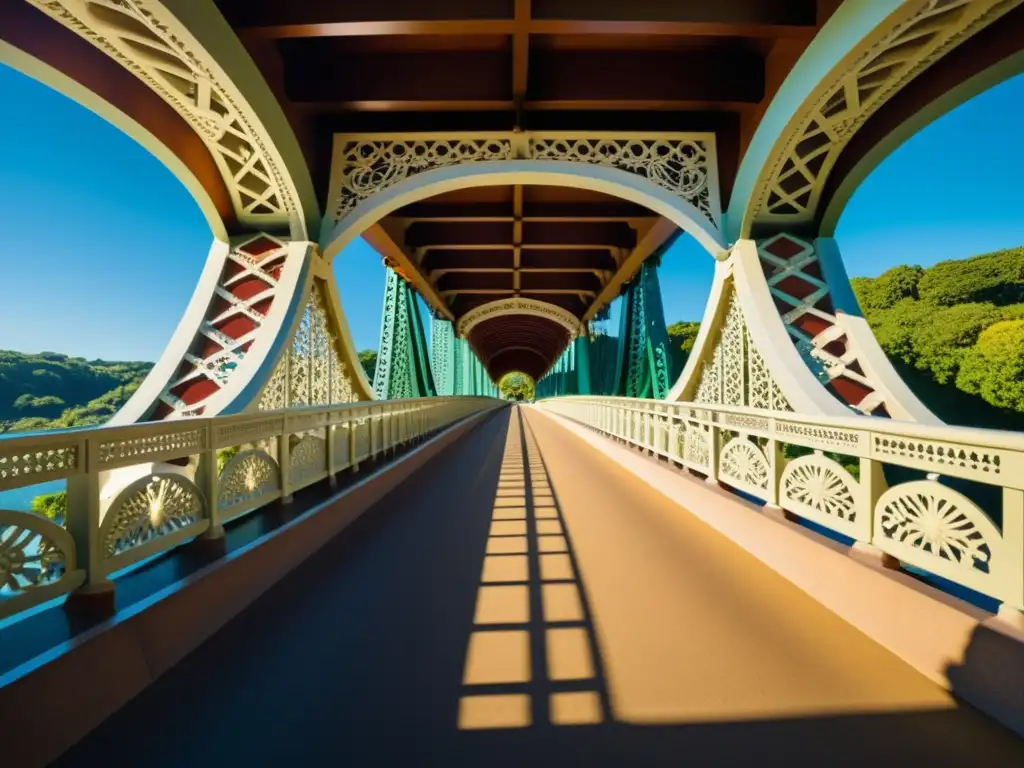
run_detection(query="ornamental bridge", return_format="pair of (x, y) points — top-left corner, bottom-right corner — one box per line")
(3, 2), (1024, 764)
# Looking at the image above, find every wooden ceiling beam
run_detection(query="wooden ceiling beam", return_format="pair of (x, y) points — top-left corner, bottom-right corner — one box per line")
(440, 288), (597, 297)
(238, 20), (515, 40)
(282, 48), (512, 103)
(224, 0), (816, 39)
(528, 19), (815, 38)
(422, 248), (617, 271)
(529, 0), (817, 32)
(392, 200), (657, 220)
(528, 49), (765, 104)
(283, 47), (760, 105)
(405, 220), (637, 249)
(512, 0), (532, 115)
(217, 0), (513, 28)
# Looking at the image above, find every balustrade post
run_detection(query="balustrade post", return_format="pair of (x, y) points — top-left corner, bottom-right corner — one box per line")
(326, 424), (338, 489)
(998, 487), (1024, 627)
(350, 418), (360, 472)
(851, 457), (898, 569)
(279, 429), (293, 504)
(761, 438), (797, 522)
(197, 429), (224, 539)
(705, 424), (721, 485)
(65, 435), (114, 614)
(369, 407), (378, 459)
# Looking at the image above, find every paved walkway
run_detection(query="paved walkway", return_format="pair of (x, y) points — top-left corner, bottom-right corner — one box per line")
(57, 406), (1024, 766)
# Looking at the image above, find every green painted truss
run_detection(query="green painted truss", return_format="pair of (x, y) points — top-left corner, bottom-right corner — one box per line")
(373, 269), (437, 399)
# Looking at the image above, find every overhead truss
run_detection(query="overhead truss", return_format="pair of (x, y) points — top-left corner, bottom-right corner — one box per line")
(328, 131), (721, 230)
(28, 0), (310, 236)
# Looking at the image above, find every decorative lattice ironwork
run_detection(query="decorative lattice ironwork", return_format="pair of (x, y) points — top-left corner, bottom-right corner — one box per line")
(530, 136), (717, 226)
(373, 270), (437, 400)
(330, 132), (720, 228)
(154, 234), (292, 419)
(749, 0), (1017, 227)
(259, 282), (359, 410)
(30, 0), (303, 228)
(691, 289), (791, 411)
(101, 473), (204, 558)
(334, 137), (513, 220)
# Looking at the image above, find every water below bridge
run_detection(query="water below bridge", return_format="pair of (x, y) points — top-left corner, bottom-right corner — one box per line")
(57, 406), (1023, 766)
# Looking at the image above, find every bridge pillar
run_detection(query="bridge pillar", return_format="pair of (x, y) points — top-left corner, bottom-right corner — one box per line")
(668, 233), (941, 421)
(615, 262), (672, 399)
(373, 269), (437, 400)
(574, 334), (592, 395)
(430, 318), (456, 396)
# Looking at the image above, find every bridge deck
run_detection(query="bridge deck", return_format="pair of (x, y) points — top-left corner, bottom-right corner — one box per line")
(57, 406), (1023, 766)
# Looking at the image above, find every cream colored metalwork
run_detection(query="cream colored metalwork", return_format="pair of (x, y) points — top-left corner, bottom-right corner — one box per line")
(744, 0), (1019, 233)
(780, 453), (863, 539)
(875, 480), (1007, 599)
(755, 234), (939, 421)
(0, 510), (84, 621)
(537, 396), (1024, 615)
(528, 134), (721, 228)
(758, 234), (880, 411)
(0, 397), (500, 621)
(667, 237), (940, 421)
(217, 449), (281, 522)
(111, 235), (313, 423)
(718, 437), (770, 496)
(328, 131), (721, 229)
(331, 134), (515, 221)
(686, 284), (792, 412)
(100, 472), (205, 562)
(257, 279), (364, 411)
(27, 0), (310, 236)
(455, 296), (582, 339)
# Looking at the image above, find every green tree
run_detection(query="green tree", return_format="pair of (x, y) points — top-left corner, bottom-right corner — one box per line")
(31, 490), (67, 521)
(498, 372), (535, 401)
(956, 319), (1024, 412)
(851, 264), (924, 310)
(358, 350), (377, 384)
(905, 302), (1005, 384)
(666, 321), (701, 380)
(916, 247), (1024, 306)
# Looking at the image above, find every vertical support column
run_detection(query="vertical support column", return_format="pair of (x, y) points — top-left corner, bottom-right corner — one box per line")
(326, 423), (338, 488)
(765, 438), (786, 509)
(850, 457), (898, 568)
(374, 269), (437, 400)
(574, 333), (592, 395)
(1000, 488), (1024, 625)
(279, 429), (293, 504)
(65, 435), (114, 613)
(614, 262), (671, 399)
(350, 418), (360, 472)
(197, 428), (224, 539)
(705, 422), (721, 485)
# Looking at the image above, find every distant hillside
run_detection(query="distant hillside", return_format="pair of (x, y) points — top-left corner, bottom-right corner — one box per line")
(662, 246), (1024, 430)
(0, 351), (151, 433)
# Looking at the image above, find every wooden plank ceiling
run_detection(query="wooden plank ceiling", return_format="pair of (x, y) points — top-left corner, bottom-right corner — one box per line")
(213, 0), (835, 380)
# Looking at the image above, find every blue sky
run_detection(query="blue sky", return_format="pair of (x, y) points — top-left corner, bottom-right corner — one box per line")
(2, 62), (1024, 362)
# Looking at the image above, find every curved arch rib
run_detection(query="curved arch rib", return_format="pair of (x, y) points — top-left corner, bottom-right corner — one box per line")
(728, 0), (1020, 240)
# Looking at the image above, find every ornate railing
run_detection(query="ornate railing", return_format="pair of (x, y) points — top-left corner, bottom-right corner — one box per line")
(538, 396), (1024, 616)
(0, 397), (498, 622)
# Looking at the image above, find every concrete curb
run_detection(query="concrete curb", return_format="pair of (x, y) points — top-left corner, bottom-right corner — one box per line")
(0, 406), (503, 768)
